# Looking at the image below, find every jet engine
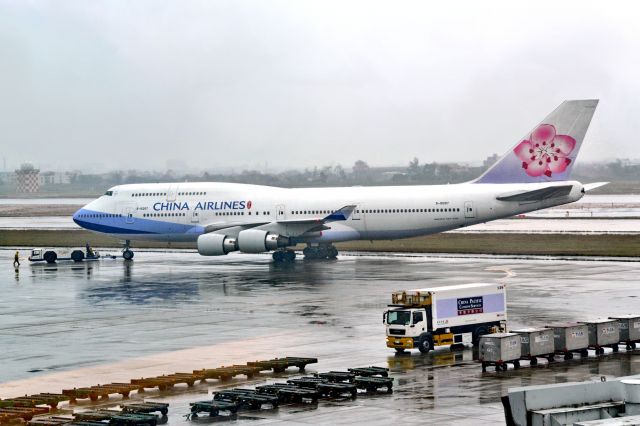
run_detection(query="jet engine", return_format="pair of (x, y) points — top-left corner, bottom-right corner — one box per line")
(237, 229), (289, 253)
(197, 233), (238, 256)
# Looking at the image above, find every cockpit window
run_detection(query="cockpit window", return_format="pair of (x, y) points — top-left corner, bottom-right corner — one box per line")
(105, 190), (113, 196)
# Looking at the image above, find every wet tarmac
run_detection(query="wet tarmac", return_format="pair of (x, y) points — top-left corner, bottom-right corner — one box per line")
(3, 216), (640, 234)
(1, 250), (640, 425)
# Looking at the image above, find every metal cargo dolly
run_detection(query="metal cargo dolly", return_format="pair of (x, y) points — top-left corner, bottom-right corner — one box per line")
(212, 389), (278, 409)
(353, 376), (393, 393)
(0, 407), (49, 421)
(347, 367), (389, 377)
(121, 403), (169, 417)
(62, 387), (111, 403)
(254, 384), (319, 404)
(5, 393), (69, 410)
(194, 365), (261, 382)
(316, 382), (357, 398)
(129, 377), (175, 392)
(286, 377), (326, 389)
(108, 413), (157, 426)
(73, 410), (121, 422)
(27, 416), (74, 426)
(162, 373), (202, 387)
(246, 357), (317, 373)
(30, 394), (69, 409)
(314, 371), (356, 383)
(287, 377), (356, 398)
(93, 384), (140, 399)
(188, 400), (239, 418)
(609, 315), (640, 350)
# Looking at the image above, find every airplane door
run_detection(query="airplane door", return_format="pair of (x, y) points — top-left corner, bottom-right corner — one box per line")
(276, 204), (286, 221)
(120, 204), (136, 224)
(191, 210), (200, 223)
(464, 201), (475, 219)
(167, 186), (177, 202)
(351, 204), (361, 220)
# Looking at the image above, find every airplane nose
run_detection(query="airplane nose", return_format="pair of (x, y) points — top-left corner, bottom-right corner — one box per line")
(73, 208), (82, 226)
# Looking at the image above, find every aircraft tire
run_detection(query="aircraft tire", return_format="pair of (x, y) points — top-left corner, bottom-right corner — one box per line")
(44, 251), (57, 264)
(71, 250), (85, 262)
(284, 250), (296, 262)
(123, 250), (134, 261)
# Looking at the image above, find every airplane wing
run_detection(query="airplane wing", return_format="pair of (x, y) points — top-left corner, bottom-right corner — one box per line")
(275, 205), (356, 224)
(202, 205), (356, 237)
(496, 185), (574, 202)
(583, 182), (608, 192)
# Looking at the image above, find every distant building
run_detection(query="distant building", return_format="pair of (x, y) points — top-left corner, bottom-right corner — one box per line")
(14, 162), (40, 193)
(39, 171), (72, 185)
(483, 154), (499, 168)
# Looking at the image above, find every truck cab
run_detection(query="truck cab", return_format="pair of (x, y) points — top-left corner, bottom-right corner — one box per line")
(385, 307), (433, 353)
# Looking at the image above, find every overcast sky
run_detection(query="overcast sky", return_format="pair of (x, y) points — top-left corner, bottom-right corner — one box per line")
(1, 0), (639, 173)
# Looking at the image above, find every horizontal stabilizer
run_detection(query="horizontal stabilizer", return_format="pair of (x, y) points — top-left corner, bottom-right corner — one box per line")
(583, 182), (609, 192)
(496, 185), (574, 202)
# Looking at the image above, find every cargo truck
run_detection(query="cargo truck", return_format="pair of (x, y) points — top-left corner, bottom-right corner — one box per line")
(384, 283), (507, 353)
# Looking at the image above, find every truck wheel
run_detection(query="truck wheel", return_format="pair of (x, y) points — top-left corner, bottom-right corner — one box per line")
(71, 250), (85, 262)
(43, 251), (57, 263)
(418, 337), (432, 354)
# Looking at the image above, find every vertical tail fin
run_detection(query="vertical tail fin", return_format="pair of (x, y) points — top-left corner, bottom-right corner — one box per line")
(475, 99), (598, 184)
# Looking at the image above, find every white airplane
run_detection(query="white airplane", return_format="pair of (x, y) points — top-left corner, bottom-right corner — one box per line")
(74, 99), (604, 262)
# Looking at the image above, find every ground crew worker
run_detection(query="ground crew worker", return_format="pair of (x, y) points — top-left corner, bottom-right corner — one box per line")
(13, 251), (20, 267)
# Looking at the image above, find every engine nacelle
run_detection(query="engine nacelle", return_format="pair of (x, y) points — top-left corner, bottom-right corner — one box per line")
(197, 233), (237, 256)
(237, 229), (288, 253)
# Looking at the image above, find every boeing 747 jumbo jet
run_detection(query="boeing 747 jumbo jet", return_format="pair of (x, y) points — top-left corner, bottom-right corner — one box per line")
(74, 99), (603, 262)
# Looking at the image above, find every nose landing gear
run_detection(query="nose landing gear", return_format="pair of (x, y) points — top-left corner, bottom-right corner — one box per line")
(122, 240), (134, 261)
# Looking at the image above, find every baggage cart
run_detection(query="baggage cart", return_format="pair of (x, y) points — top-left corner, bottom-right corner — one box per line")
(548, 322), (590, 360)
(512, 327), (556, 365)
(609, 315), (640, 349)
(479, 333), (521, 372)
(579, 319), (620, 354)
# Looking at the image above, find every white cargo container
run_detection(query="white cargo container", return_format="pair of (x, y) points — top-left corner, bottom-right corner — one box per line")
(385, 283), (507, 353)
(479, 333), (521, 371)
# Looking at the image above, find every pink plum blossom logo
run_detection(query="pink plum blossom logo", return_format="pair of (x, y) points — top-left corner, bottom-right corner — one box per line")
(513, 124), (576, 177)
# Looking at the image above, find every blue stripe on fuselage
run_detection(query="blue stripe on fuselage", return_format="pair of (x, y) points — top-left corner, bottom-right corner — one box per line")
(73, 209), (204, 236)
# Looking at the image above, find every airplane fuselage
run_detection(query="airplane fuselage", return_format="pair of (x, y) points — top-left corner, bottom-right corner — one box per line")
(73, 180), (584, 245)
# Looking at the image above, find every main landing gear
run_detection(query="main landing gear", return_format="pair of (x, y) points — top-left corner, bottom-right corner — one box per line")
(303, 244), (338, 260)
(122, 239), (134, 261)
(272, 250), (296, 263)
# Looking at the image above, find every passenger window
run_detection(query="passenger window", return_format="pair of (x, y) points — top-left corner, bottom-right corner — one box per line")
(413, 311), (423, 324)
